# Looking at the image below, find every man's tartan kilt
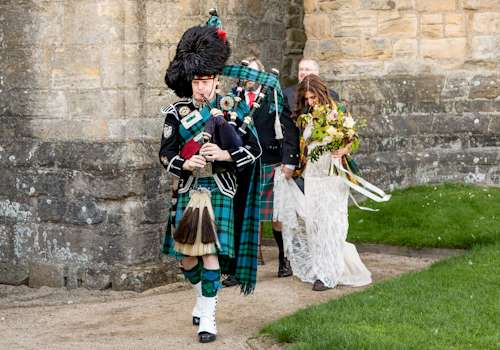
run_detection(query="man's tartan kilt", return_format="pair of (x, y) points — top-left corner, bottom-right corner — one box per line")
(165, 177), (235, 261)
(260, 163), (279, 222)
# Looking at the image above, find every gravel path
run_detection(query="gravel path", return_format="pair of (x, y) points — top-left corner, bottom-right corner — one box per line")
(0, 246), (451, 350)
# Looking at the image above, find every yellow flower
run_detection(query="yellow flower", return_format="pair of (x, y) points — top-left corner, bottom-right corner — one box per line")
(334, 130), (344, 139)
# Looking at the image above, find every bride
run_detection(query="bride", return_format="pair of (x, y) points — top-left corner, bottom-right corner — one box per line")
(275, 74), (372, 291)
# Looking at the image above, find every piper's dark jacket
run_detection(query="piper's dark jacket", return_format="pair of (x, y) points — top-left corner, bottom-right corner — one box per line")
(283, 85), (340, 115)
(159, 97), (262, 197)
(238, 91), (300, 167)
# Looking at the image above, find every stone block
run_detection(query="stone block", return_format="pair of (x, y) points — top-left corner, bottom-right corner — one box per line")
(28, 118), (109, 142)
(64, 197), (106, 225)
(0, 199), (34, 225)
(69, 170), (146, 200)
(421, 38), (467, 60)
(286, 29), (307, 44)
(0, 168), (17, 197)
(318, 37), (362, 60)
(111, 262), (179, 292)
(1, 88), (67, 119)
(470, 36), (499, 61)
(0, 262), (29, 285)
(415, 76), (445, 102)
(303, 14), (332, 39)
(0, 225), (13, 261)
(421, 24), (443, 38)
(62, 0), (125, 45)
(107, 117), (161, 141)
(319, 0), (360, 11)
(469, 75), (500, 99)
(38, 196), (67, 223)
(0, 1), (64, 48)
(361, 0), (396, 10)
(13, 172), (66, 198)
(444, 13), (465, 37)
(144, 44), (170, 89)
(471, 12), (500, 33)
(123, 0), (140, 44)
(145, 1), (187, 44)
(417, 0), (456, 11)
(29, 262), (65, 288)
(441, 76), (470, 99)
(141, 168), (163, 199)
(462, 0), (500, 10)
(431, 114), (492, 135)
(304, 0), (318, 13)
(82, 265), (112, 290)
(44, 141), (157, 174)
(393, 39), (418, 58)
(0, 47), (52, 90)
(100, 44), (141, 89)
(50, 47), (101, 90)
(63, 265), (86, 289)
(0, 140), (56, 169)
(396, 0), (415, 10)
(120, 224), (163, 264)
(143, 198), (169, 224)
(378, 13), (417, 38)
(361, 37), (393, 59)
(377, 76), (418, 106)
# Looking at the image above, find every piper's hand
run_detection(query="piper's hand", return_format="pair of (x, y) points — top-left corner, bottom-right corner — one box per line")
(200, 143), (232, 162)
(182, 155), (206, 171)
(281, 165), (294, 180)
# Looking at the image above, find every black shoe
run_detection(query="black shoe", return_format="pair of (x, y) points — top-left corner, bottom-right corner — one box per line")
(198, 331), (216, 343)
(222, 275), (238, 287)
(278, 258), (292, 278)
(312, 279), (330, 291)
(192, 316), (200, 326)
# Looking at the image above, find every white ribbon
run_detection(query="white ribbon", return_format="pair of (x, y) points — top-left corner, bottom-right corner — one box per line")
(331, 157), (391, 211)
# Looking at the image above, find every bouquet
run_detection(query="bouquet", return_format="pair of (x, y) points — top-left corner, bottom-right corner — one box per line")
(296, 102), (363, 163)
(294, 102), (390, 209)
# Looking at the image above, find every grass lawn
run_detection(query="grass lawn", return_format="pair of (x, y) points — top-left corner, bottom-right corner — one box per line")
(261, 183), (500, 349)
(348, 183), (500, 249)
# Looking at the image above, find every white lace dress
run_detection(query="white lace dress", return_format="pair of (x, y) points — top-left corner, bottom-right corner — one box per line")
(274, 144), (372, 289)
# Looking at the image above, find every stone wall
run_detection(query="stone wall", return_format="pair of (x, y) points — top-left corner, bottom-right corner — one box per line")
(2, 0), (496, 291)
(303, 0), (500, 188)
(0, 0), (292, 290)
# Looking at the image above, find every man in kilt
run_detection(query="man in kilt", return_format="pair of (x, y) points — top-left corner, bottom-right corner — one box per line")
(159, 25), (262, 343)
(222, 57), (300, 287)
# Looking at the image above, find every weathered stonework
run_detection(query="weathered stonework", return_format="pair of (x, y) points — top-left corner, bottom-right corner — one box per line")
(0, 0), (295, 290)
(304, 0), (500, 189)
(1, 0), (498, 291)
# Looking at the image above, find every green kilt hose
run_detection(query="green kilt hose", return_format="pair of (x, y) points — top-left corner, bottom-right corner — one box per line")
(260, 163), (279, 222)
(165, 177), (235, 262)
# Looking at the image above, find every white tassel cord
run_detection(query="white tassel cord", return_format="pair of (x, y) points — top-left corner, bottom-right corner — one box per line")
(273, 89), (284, 140)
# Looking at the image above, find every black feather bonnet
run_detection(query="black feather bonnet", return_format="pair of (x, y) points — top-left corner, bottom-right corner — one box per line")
(165, 26), (231, 98)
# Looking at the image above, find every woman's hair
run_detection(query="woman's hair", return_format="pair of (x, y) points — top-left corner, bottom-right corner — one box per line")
(294, 74), (333, 120)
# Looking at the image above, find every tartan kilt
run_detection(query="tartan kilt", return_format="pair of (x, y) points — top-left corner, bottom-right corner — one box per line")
(165, 177), (235, 261)
(260, 163), (279, 222)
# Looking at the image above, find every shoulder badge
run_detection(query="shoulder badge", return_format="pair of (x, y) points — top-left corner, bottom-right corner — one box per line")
(163, 124), (173, 139)
(179, 106), (191, 117)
